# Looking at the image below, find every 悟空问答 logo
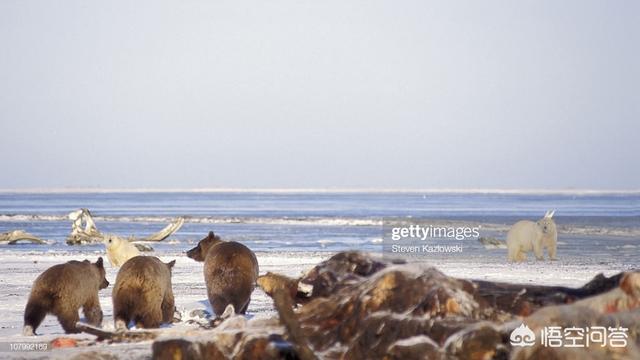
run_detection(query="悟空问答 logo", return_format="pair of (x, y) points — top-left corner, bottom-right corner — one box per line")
(510, 323), (536, 347)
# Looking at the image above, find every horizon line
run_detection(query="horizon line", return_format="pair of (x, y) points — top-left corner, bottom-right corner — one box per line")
(0, 187), (639, 195)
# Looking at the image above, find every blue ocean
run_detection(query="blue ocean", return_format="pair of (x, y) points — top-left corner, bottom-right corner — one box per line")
(0, 191), (638, 263)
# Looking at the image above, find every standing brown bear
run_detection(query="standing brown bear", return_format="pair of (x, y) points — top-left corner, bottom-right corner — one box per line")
(23, 257), (109, 335)
(112, 256), (176, 330)
(187, 231), (259, 315)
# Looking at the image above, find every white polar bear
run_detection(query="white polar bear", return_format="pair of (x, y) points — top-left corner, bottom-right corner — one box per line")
(104, 234), (141, 267)
(507, 210), (558, 262)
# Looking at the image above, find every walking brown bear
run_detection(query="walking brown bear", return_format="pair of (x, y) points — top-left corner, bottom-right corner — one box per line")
(112, 256), (176, 330)
(186, 231), (259, 315)
(23, 257), (109, 335)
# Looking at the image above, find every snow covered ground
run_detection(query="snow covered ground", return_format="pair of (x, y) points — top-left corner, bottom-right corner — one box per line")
(0, 249), (325, 359)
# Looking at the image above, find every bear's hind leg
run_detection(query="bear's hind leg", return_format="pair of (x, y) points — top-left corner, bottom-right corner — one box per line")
(82, 295), (103, 327)
(210, 295), (231, 317)
(239, 300), (250, 314)
(23, 300), (48, 336)
(506, 244), (514, 261)
(161, 294), (175, 324)
(507, 243), (520, 262)
(516, 251), (527, 262)
(113, 307), (130, 331)
(140, 308), (162, 329)
(55, 307), (80, 334)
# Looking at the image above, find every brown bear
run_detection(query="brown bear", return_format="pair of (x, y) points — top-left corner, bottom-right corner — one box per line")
(186, 231), (259, 316)
(112, 256), (176, 330)
(23, 257), (109, 335)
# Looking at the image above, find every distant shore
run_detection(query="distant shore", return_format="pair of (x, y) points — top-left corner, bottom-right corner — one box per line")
(1, 188), (639, 195)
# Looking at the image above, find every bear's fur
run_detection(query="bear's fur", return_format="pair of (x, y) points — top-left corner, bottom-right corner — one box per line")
(23, 257), (109, 335)
(507, 210), (558, 262)
(104, 234), (140, 267)
(186, 231), (259, 316)
(112, 256), (176, 330)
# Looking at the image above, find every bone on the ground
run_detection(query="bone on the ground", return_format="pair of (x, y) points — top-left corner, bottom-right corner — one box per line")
(75, 322), (158, 342)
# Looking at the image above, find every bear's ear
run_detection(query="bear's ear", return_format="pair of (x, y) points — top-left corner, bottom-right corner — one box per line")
(96, 257), (104, 268)
(83, 260), (90, 264)
(167, 260), (176, 269)
(208, 231), (215, 239)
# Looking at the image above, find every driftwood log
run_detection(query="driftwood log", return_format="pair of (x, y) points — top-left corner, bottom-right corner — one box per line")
(0, 230), (47, 244)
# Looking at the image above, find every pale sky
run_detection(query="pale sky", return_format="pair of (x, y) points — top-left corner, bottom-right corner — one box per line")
(1, 1), (638, 190)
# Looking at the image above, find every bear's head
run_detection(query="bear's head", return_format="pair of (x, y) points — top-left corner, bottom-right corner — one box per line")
(536, 210), (557, 236)
(186, 231), (222, 262)
(89, 257), (109, 289)
(103, 234), (123, 250)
